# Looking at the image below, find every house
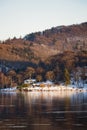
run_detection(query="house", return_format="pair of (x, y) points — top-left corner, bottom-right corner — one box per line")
(24, 79), (36, 84)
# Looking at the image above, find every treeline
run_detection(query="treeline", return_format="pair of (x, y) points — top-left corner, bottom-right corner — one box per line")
(0, 50), (87, 88)
(24, 22), (87, 41)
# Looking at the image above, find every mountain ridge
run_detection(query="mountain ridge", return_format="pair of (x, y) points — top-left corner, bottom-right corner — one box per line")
(0, 22), (87, 64)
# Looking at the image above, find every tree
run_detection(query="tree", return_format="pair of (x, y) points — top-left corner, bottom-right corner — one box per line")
(64, 68), (70, 86)
(53, 64), (61, 82)
(45, 71), (55, 81)
(81, 67), (87, 87)
(0, 72), (10, 88)
(0, 72), (5, 88)
(16, 74), (23, 85)
(36, 67), (44, 80)
(36, 67), (44, 75)
(36, 75), (42, 82)
(7, 70), (16, 79)
(7, 70), (16, 87)
(24, 33), (36, 41)
(25, 67), (35, 79)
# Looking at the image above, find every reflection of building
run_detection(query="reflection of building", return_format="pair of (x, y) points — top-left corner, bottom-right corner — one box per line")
(24, 79), (36, 84)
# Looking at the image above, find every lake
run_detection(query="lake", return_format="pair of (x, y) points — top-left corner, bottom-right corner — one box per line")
(0, 91), (87, 130)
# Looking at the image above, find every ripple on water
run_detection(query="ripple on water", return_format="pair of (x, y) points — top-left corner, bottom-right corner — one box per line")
(27, 123), (51, 126)
(45, 110), (87, 114)
(72, 124), (83, 126)
(8, 125), (27, 128)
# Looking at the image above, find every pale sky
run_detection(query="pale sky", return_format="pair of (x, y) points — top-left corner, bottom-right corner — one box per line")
(0, 0), (87, 40)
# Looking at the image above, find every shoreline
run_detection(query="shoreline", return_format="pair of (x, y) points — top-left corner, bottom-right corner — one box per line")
(0, 85), (87, 93)
(22, 85), (87, 92)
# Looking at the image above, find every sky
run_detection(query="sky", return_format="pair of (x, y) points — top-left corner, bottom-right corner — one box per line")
(0, 0), (87, 40)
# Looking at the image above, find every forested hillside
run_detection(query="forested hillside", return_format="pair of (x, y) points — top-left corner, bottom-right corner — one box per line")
(0, 22), (87, 63)
(0, 22), (87, 87)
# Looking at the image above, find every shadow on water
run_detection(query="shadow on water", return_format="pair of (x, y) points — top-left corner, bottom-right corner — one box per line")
(0, 91), (87, 130)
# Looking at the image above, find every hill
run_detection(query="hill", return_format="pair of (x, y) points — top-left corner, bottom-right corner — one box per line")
(0, 22), (87, 70)
(24, 22), (87, 60)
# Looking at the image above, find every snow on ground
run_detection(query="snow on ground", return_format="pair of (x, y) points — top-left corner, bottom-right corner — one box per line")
(0, 87), (17, 92)
(22, 83), (87, 92)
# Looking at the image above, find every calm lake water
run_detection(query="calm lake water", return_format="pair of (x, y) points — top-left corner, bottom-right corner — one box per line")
(0, 91), (87, 130)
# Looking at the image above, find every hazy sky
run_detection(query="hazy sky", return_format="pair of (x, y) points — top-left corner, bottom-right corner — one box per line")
(0, 0), (87, 40)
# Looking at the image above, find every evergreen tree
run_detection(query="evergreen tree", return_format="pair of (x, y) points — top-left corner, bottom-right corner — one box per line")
(64, 68), (70, 86)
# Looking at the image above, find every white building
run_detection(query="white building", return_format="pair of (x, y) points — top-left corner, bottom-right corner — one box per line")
(24, 79), (36, 84)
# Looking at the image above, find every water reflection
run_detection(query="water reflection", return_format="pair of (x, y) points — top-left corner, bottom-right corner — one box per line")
(0, 91), (87, 130)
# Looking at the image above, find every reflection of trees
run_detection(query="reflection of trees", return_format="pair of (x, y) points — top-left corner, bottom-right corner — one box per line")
(23, 92), (87, 129)
(0, 93), (26, 116)
(64, 93), (74, 130)
(0, 92), (87, 130)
